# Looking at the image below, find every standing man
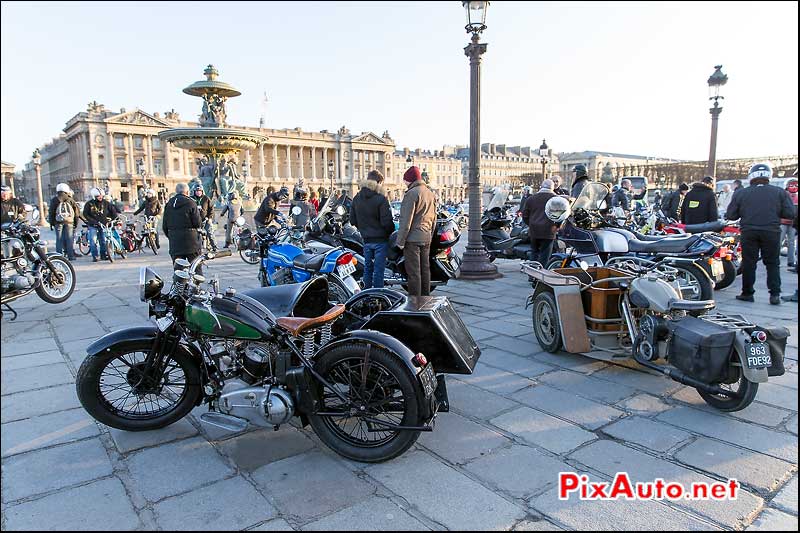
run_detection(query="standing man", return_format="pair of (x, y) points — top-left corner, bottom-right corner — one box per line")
(133, 188), (162, 249)
(82, 187), (118, 262)
(519, 186), (532, 209)
(551, 175), (569, 196)
(521, 179), (558, 266)
(726, 163), (796, 305)
(254, 186), (289, 228)
(396, 166), (436, 297)
(220, 192), (245, 248)
(570, 164), (590, 199)
(163, 183), (203, 271)
(681, 176), (718, 225)
(192, 183), (217, 251)
(48, 183), (82, 261)
(662, 182), (689, 221)
(350, 170), (395, 289)
(612, 179), (632, 211)
(780, 179), (798, 269)
(732, 179), (743, 192)
(1, 185), (26, 224)
(716, 183), (733, 216)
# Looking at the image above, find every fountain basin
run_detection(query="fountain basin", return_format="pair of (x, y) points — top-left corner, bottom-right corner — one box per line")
(159, 127), (267, 154)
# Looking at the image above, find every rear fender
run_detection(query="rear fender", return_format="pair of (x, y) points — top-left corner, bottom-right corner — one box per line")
(661, 257), (714, 282)
(734, 332), (769, 383)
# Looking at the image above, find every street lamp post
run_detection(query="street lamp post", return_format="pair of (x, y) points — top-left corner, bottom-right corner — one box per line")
(32, 149), (44, 225)
(539, 139), (549, 186)
(706, 65), (727, 179)
(457, 0), (499, 280)
(327, 159), (335, 199)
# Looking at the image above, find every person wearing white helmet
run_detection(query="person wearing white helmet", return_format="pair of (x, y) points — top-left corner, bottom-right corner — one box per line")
(133, 188), (163, 249)
(48, 182), (83, 260)
(521, 179), (562, 266)
(82, 187), (118, 262)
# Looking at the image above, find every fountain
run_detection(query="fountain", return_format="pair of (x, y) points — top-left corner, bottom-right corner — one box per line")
(159, 65), (267, 203)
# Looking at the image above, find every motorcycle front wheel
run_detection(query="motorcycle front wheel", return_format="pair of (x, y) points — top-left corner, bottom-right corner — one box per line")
(309, 343), (421, 463)
(713, 259), (737, 291)
(76, 340), (202, 431)
(35, 255), (76, 304)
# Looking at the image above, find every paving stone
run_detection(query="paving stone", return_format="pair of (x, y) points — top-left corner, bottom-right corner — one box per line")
(1, 437), (112, 501)
(675, 437), (794, 493)
(480, 348), (556, 378)
(483, 335), (543, 357)
(670, 388), (794, 427)
(1, 383), (82, 423)
(454, 362), (536, 395)
(52, 318), (107, 343)
(126, 436), (234, 502)
(59, 337), (94, 366)
(538, 370), (638, 404)
(530, 485), (716, 531)
(464, 444), (573, 499)
(491, 406), (596, 455)
(569, 440), (763, 528)
(1, 362), (74, 395)
(248, 519), (296, 531)
(786, 414), (798, 435)
(512, 385), (624, 430)
(467, 326), (500, 342)
(366, 450), (525, 530)
(771, 476), (797, 514)
(302, 495), (429, 531)
(530, 350), (608, 374)
(1, 337), (59, 357)
(153, 475), (276, 530)
(447, 379), (518, 420)
(474, 319), (534, 337)
(513, 518), (564, 530)
(216, 426), (315, 472)
(769, 371), (798, 389)
(251, 451), (374, 522)
(616, 393), (673, 415)
(1, 408), (99, 458)
(591, 365), (683, 395)
(602, 416), (692, 452)
(0, 350), (64, 371)
(657, 406), (798, 462)
(3, 477), (140, 530)
(751, 383), (798, 411)
(419, 412), (509, 464)
(747, 508), (798, 531)
(109, 417), (198, 454)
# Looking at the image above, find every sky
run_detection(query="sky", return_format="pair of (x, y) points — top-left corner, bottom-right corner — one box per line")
(1, 1), (797, 168)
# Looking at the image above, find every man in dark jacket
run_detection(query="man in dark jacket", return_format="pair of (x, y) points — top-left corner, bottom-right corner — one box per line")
(726, 163), (796, 304)
(1, 185), (26, 225)
(192, 183), (217, 251)
(83, 187), (118, 262)
(350, 170), (395, 289)
(662, 182), (689, 220)
(133, 188), (162, 249)
(570, 164), (591, 199)
(522, 179), (559, 266)
(254, 186), (289, 227)
(551, 175), (569, 196)
(681, 176), (718, 225)
(163, 183), (203, 272)
(611, 179), (632, 211)
(48, 183), (83, 260)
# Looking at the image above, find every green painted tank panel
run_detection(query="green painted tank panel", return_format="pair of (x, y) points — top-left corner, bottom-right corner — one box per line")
(185, 303), (262, 339)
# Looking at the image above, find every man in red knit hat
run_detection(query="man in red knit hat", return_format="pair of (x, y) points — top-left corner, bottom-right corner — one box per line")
(397, 166), (437, 296)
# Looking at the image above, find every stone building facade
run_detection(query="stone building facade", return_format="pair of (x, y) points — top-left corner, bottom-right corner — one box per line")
(1, 160), (15, 193)
(556, 151), (680, 188)
(455, 143), (559, 192)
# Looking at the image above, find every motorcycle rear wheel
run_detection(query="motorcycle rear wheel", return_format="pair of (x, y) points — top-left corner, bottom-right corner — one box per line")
(35, 255), (76, 304)
(696, 361), (758, 412)
(713, 260), (737, 291)
(309, 344), (421, 463)
(240, 244), (260, 265)
(531, 291), (563, 353)
(671, 263), (713, 301)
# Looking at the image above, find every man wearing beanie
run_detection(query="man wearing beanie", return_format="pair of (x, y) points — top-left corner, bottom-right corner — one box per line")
(350, 170), (395, 289)
(521, 179), (558, 266)
(397, 166), (437, 296)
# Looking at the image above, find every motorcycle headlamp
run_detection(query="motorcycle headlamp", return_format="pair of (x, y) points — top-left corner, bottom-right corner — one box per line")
(139, 266), (164, 302)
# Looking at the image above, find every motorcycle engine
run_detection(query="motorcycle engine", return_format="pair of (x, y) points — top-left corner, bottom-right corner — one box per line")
(635, 314), (670, 361)
(211, 340), (281, 384)
(216, 379), (294, 427)
(1, 239), (34, 293)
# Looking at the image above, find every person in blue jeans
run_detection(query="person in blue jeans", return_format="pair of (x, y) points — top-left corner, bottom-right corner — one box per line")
(350, 170), (395, 289)
(82, 187), (117, 262)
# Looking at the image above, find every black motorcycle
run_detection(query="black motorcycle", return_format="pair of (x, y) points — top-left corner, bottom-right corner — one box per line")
(75, 250), (479, 463)
(481, 206), (532, 261)
(1, 217), (76, 320)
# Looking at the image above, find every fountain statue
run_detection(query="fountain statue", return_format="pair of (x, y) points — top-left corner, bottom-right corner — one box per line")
(159, 64), (267, 204)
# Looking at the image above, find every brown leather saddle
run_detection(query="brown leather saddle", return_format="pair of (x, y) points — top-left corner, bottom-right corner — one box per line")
(275, 304), (346, 336)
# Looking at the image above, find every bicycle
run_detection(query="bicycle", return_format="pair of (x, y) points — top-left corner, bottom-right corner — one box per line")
(198, 219), (218, 253)
(100, 218), (127, 263)
(75, 225), (91, 256)
(138, 215), (159, 255)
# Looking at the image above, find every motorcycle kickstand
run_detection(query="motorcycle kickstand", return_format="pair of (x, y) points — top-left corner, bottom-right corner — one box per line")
(1, 303), (18, 321)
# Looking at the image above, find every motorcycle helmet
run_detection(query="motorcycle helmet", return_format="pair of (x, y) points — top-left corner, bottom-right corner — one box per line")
(295, 187), (307, 201)
(572, 164), (588, 179)
(193, 182), (204, 195)
(277, 186), (289, 200)
(90, 187), (103, 200)
(545, 196), (571, 223)
(56, 183), (71, 194)
(747, 163), (773, 180)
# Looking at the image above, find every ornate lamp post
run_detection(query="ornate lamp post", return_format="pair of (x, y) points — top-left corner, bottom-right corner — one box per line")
(706, 65), (728, 179)
(457, 0), (499, 279)
(32, 149), (44, 224)
(327, 159), (335, 197)
(539, 139), (549, 185)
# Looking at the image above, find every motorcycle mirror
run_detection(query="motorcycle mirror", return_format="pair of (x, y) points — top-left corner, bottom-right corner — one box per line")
(579, 260), (590, 271)
(235, 216), (246, 227)
(291, 206), (302, 215)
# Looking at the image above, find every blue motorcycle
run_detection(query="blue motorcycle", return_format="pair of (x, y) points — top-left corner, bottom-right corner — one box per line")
(257, 213), (360, 304)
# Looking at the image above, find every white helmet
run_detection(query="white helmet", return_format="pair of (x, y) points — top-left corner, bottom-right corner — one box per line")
(90, 187), (103, 199)
(144, 188), (155, 198)
(56, 183), (71, 194)
(545, 196), (571, 223)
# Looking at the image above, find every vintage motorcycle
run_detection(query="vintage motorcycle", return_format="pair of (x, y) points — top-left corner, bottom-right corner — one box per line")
(1, 213), (76, 320)
(75, 250), (479, 462)
(523, 260), (788, 412)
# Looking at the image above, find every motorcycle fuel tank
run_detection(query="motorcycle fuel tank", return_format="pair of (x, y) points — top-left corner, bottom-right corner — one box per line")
(593, 229), (629, 253)
(184, 294), (274, 340)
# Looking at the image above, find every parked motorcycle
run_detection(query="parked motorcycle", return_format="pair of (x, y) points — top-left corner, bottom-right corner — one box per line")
(481, 205), (532, 261)
(99, 218), (128, 263)
(75, 250), (480, 462)
(2, 214), (76, 320)
(523, 260), (788, 412)
(660, 218), (742, 289)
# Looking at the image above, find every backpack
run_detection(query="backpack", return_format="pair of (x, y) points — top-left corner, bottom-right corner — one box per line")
(55, 200), (74, 224)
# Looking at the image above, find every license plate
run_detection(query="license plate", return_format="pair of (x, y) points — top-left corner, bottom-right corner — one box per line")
(710, 260), (724, 279)
(418, 363), (436, 398)
(337, 262), (356, 278)
(746, 342), (772, 369)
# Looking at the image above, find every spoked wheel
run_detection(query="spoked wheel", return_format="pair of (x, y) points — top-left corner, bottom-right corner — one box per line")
(671, 263), (713, 301)
(78, 236), (90, 255)
(531, 291), (563, 353)
(76, 341), (202, 430)
(35, 255), (76, 304)
(696, 356), (758, 412)
(105, 237), (115, 263)
(328, 276), (352, 305)
(147, 235), (158, 255)
(309, 344), (422, 463)
(240, 244), (260, 265)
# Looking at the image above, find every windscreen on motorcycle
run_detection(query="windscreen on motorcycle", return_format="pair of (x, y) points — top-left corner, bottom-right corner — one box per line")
(572, 182), (611, 212)
(312, 192), (351, 229)
(484, 187), (509, 212)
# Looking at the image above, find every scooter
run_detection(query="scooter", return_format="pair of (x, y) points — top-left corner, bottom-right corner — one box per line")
(481, 206), (532, 261)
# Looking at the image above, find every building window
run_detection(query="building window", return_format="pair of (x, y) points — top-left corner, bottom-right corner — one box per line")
(153, 159), (163, 176)
(173, 158), (180, 172)
(98, 155), (106, 171)
(152, 137), (161, 149)
(115, 135), (124, 148)
(116, 157), (126, 174)
(134, 136), (143, 149)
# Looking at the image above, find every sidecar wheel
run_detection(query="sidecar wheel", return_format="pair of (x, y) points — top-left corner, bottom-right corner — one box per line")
(309, 343), (421, 463)
(532, 291), (563, 353)
(696, 358), (758, 412)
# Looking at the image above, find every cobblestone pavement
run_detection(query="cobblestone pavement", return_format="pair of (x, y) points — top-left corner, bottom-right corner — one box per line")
(1, 237), (797, 531)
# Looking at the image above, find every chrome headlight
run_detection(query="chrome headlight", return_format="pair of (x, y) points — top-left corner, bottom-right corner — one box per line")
(139, 266), (164, 302)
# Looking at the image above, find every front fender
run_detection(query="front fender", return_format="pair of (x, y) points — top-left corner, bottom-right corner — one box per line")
(86, 325), (159, 357)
